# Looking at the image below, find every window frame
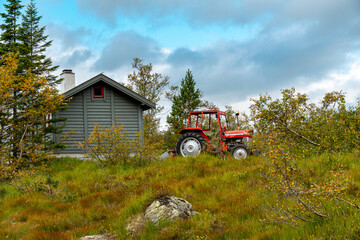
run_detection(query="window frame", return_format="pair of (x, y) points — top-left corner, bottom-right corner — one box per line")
(93, 85), (104, 98)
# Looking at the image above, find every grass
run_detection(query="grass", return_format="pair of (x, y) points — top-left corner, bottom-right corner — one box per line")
(0, 153), (360, 239)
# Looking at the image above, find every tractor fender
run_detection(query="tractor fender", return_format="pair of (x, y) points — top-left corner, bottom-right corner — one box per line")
(178, 129), (209, 141)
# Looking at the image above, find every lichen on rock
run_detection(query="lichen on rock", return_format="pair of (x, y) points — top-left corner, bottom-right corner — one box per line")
(144, 196), (196, 225)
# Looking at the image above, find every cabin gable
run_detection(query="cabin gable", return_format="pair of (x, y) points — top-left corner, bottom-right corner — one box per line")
(55, 74), (153, 155)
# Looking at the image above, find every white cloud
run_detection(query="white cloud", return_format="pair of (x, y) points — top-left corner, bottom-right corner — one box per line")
(42, 0), (359, 126)
(299, 55), (360, 105)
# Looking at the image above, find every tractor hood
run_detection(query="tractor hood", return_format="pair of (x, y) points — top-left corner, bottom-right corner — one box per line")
(223, 129), (252, 138)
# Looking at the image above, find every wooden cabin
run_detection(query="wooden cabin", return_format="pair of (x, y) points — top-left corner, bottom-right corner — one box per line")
(54, 70), (155, 157)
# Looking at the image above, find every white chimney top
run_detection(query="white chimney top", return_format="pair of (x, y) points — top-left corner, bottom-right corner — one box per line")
(60, 69), (75, 93)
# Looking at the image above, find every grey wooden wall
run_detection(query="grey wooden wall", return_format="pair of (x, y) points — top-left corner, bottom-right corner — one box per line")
(55, 83), (143, 154)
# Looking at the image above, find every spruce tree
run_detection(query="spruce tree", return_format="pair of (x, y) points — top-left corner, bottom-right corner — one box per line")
(18, 0), (64, 151)
(19, 0), (59, 84)
(0, 0), (23, 156)
(0, 0), (23, 55)
(167, 69), (202, 132)
(0, 0), (65, 153)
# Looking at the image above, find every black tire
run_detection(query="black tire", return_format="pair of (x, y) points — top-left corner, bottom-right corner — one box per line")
(176, 132), (207, 157)
(231, 144), (248, 159)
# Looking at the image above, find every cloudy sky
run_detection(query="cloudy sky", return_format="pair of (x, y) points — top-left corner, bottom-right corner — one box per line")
(2, 0), (360, 127)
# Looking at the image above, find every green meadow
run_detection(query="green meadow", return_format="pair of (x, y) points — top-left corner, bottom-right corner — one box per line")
(1, 153), (360, 239)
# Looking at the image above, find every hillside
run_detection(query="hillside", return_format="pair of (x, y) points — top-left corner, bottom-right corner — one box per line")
(1, 153), (360, 239)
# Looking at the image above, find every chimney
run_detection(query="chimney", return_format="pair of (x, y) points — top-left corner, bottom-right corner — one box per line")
(60, 69), (75, 93)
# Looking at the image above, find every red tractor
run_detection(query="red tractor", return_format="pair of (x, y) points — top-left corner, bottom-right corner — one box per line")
(176, 110), (252, 159)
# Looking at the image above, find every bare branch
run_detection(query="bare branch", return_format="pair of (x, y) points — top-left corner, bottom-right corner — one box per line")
(4, 181), (26, 191)
(336, 197), (360, 209)
(287, 209), (309, 222)
(274, 114), (321, 147)
(313, 211), (327, 218)
(283, 124), (321, 147)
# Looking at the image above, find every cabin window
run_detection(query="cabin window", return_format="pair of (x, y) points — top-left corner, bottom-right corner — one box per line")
(93, 86), (104, 98)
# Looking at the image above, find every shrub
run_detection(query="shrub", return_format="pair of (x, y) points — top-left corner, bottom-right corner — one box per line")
(250, 88), (360, 227)
(250, 88), (360, 155)
(79, 124), (163, 166)
(79, 124), (134, 165)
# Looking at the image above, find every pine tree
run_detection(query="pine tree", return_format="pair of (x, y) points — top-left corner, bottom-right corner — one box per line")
(18, 0), (59, 83)
(0, 0), (24, 156)
(19, 0), (64, 151)
(167, 69), (202, 132)
(0, 0), (23, 55)
(0, 0), (65, 154)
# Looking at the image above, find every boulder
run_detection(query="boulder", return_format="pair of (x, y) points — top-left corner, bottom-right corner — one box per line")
(125, 214), (146, 237)
(144, 196), (196, 225)
(80, 234), (115, 240)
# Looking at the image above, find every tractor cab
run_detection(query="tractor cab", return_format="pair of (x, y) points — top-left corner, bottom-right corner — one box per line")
(183, 110), (226, 138)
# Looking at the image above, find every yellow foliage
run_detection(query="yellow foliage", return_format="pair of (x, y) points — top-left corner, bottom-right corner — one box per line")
(78, 124), (132, 165)
(79, 122), (163, 166)
(250, 87), (360, 154)
(0, 53), (66, 187)
(250, 88), (359, 225)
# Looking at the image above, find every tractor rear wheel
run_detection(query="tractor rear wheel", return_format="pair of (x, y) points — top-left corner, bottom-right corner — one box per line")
(176, 132), (206, 157)
(232, 144), (248, 159)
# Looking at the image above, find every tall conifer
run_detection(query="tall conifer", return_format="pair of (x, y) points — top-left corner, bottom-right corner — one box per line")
(0, 0), (23, 156)
(0, 0), (65, 154)
(18, 0), (64, 151)
(167, 69), (202, 132)
(0, 0), (23, 55)
(19, 0), (59, 83)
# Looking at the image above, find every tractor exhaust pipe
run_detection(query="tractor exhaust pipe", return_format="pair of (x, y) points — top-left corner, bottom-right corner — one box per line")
(235, 111), (240, 130)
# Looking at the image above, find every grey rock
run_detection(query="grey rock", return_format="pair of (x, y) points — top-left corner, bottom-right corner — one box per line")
(80, 234), (115, 240)
(125, 214), (146, 237)
(144, 196), (196, 225)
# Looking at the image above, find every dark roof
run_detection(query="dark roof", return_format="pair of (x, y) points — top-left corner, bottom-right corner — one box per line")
(63, 73), (156, 110)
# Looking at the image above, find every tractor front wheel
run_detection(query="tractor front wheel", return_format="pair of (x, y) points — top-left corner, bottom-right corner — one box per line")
(176, 132), (206, 157)
(232, 144), (248, 159)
